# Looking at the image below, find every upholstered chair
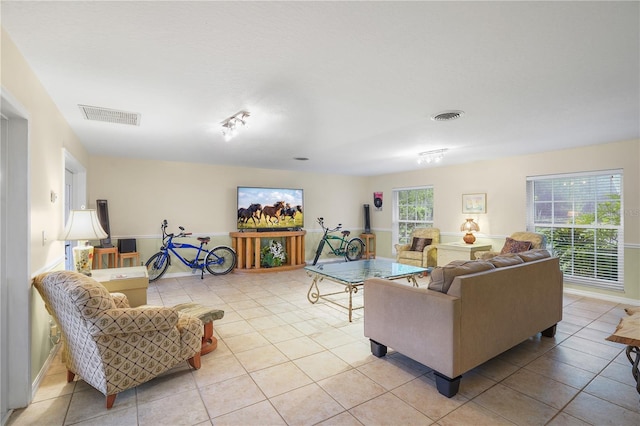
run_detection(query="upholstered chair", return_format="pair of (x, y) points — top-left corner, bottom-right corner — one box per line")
(475, 231), (546, 260)
(32, 270), (203, 409)
(395, 228), (440, 267)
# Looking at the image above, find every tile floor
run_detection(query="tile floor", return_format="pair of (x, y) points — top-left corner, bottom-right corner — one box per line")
(8, 269), (640, 425)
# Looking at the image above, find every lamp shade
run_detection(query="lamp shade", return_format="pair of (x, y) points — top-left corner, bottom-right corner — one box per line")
(61, 209), (108, 241)
(460, 218), (480, 233)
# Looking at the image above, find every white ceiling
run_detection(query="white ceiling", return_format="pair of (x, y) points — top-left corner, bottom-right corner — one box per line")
(2, 1), (639, 176)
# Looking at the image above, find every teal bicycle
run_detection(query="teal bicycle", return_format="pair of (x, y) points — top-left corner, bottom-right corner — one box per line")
(312, 217), (364, 265)
(146, 220), (236, 281)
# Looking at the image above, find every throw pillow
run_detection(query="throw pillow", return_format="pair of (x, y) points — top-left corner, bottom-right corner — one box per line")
(410, 237), (432, 252)
(500, 237), (532, 254)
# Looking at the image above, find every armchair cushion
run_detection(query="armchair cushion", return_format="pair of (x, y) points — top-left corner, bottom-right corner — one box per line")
(410, 237), (432, 252)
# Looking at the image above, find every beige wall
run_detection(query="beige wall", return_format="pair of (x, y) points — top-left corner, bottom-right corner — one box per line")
(2, 29), (89, 273)
(367, 139), (640, 300)
(88, 156), (369, 265)
(2, 29), (89, 383)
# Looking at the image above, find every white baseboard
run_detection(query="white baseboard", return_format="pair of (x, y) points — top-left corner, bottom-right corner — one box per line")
(563, 287), (640, 306)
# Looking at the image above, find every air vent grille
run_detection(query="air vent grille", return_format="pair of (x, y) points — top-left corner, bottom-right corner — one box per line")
(78, 105), (141, 126)
(431, 110), (465, 121)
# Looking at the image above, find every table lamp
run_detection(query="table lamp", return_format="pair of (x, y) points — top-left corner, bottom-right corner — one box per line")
(61, 208), (108, 276)
(460, 218), (479, 244)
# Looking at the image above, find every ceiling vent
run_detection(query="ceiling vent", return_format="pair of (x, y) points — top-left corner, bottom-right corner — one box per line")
(78, 105), (141, 126)
(431, 110), (465, 121)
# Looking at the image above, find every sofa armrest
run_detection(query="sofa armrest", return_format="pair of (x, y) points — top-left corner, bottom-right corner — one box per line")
(86, 306), (179, 336)
(363, 278), (460, 377)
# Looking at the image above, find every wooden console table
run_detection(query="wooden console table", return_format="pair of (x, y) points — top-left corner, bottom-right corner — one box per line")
(229, 230), (306, 273)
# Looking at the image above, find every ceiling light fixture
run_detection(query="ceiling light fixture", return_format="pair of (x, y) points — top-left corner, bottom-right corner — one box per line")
(417, 148), (448, 165)
(221, 111), (250, 141)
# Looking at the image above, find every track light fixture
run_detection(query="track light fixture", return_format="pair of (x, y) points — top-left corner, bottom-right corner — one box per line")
(221, 111), (250, 141)
(417, 148), (448, 165)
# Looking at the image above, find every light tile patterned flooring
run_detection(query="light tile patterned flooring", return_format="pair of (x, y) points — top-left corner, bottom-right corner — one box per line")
(9, 269), (640, 425)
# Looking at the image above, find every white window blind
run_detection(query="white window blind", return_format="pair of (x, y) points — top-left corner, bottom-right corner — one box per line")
(393, 186), (434, 246)
(526, 170), (623, 290)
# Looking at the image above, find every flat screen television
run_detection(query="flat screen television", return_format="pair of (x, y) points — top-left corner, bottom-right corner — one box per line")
(237, 186), (304, 231)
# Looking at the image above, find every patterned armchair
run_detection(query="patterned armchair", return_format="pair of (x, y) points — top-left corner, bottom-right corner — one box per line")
(395, 228), (440, 268)
(475, 231), (546, 260)
(32, 271), (203, 409)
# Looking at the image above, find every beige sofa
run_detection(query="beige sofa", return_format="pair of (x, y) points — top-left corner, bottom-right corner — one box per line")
(363, 249), (562, 397)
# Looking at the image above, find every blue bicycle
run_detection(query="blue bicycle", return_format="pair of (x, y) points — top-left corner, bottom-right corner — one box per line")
(145, 220), (237, 282)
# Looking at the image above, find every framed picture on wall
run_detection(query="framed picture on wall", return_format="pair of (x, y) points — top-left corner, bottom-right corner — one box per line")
(462, 193), (486, 214)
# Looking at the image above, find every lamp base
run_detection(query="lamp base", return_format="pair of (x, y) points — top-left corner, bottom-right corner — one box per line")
(72, 245), (95, 276)
(463, 233), (476, 244)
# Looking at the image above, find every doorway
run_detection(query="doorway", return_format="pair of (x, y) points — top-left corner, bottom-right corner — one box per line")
(1, 92), (31, 420)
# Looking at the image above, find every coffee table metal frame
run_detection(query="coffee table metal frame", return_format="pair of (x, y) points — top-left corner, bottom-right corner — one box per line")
(304, 260), (427, 322)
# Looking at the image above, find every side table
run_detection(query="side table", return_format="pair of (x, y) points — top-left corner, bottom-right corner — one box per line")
(94, 246), (118, 269)
(91, 266), (148, 307)
(436, 242), (492, 266)
(360, 233), (376, 259)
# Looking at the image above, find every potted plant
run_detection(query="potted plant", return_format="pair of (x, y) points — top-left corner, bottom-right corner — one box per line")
(261, 240), (287, 268)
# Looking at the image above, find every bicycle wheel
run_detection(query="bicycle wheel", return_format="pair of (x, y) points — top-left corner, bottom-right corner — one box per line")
(145, 252), (170, 282)
(346, 238), (364, 261)
(313, 239), (326, 265)
(205, 246), (237, 275)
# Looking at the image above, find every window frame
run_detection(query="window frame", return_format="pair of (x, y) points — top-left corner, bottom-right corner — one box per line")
(526, 169), (624, 291)
(392, 186), (435, 251)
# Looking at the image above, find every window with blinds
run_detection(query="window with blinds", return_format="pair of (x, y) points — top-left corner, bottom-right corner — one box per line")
(393, 186), (434, 246)
(526, 170), (623, 290)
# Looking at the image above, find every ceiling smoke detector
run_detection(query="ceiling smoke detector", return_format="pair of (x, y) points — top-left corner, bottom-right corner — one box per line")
(431, 110), (465, 121)
(79, 105), (141, 126)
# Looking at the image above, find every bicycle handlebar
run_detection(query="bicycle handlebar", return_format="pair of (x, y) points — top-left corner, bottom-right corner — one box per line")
(316, 217), (342, 233)
(161, 220), (192, 239)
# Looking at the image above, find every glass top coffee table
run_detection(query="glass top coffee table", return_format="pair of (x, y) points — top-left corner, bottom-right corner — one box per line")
(304, 259), (428, 321)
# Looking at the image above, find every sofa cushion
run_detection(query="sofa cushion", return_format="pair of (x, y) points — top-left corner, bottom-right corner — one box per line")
(487, 253), (524, 268)
(517, 249), (551, 262)
(500, 237), (532, 254)
(428, 260), (495, 293)
(410, 237), (432, 252)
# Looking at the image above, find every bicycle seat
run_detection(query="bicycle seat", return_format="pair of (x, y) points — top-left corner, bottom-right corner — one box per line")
(341, 230), (350, 237)
(197, 237), (210, 244)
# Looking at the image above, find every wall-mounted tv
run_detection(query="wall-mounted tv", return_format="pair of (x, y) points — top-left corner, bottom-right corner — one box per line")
(237, 186), (304, 231)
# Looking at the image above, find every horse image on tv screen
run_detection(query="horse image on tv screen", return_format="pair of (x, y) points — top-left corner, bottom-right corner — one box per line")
(237, 187), (304, 230)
